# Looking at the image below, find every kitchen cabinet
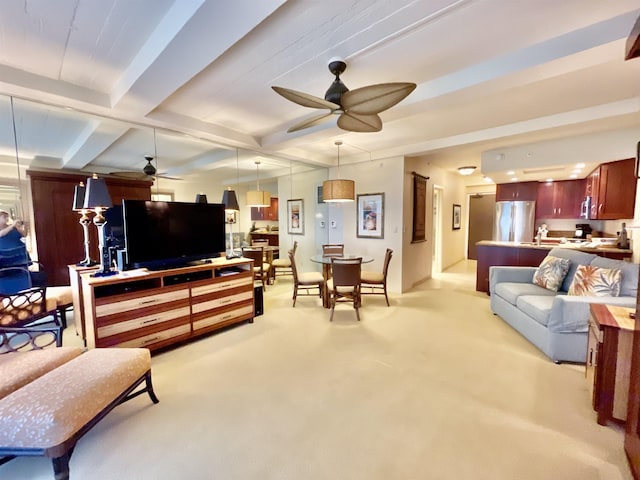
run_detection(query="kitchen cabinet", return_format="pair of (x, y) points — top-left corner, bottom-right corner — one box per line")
(586, 158), (636, 220)
(587, 304), (634, 425)
(496, 181), (538, 201)
(250, 197), (279, 221)
(536, 179), (585, 219)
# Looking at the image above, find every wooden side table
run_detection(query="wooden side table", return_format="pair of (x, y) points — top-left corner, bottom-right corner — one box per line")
(587, 304), (635, 425)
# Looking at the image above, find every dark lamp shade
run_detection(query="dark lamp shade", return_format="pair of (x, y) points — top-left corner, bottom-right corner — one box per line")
(72, 183), (86, 211)
(195, 193), (208, 203)
(83, 176), (113, 209)
(221, 189), (239, 211)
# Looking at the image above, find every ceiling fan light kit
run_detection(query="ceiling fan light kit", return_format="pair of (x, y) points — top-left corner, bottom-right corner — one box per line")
(272, 59), (416, 133)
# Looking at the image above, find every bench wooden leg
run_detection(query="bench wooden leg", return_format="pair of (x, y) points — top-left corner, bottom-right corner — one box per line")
(52, 449), (72, 480)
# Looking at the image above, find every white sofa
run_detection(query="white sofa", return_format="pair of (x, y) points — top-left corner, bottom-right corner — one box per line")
(489, 247), (638, 363)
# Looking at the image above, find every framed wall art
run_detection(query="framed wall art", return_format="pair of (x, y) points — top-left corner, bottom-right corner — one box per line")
(357, 193), (384, 239)
(287, 199), (304, 235)
(452, 204), (461, 230)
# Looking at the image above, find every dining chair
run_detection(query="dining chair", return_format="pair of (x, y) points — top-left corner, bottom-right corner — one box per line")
(289, 249), (324, 307)
(242, 246), (271, 290)
(360, 248), (393, 306)
(251, 239), (269, 246)
(272, 241), (297, 280)
(327, 257), (362, 321)
(322, 244), (344, 256)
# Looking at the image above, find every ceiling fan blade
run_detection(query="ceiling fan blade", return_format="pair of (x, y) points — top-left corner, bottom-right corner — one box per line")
(341, 82), (416, 115)
(337, 112), (382, 133)
(272, 86), (340, 110)
(287, 112), (336, 132)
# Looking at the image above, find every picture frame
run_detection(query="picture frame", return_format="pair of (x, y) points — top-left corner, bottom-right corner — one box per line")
(452, 204), (461, 230)
(225, 211), (237, 224)
(357, 193), (384, 239)
(287, 199), (304, 235)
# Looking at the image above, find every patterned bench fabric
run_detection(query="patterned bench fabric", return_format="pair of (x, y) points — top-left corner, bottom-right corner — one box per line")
(0, 348), (151, 449)
(0, 347), (84, 400)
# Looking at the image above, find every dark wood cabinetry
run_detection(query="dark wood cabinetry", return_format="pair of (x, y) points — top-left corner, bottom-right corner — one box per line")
(250, 197), (279, 221)
(28, 170), (152, 286)
(496, 181), (538, 201)
(536, 179), (585, 219)
(587, 304), (634, 425)
(586, 158), (636, 220)
(476, 244), (548, 293)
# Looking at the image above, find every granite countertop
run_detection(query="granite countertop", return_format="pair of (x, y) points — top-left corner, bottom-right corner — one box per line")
(476, 240), (632, 254)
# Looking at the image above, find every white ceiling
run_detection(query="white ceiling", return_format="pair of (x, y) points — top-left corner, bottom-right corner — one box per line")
(0, 0), (638, 186)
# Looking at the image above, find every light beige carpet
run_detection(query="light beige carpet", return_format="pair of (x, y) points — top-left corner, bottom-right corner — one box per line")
(1, 261), (633, 479)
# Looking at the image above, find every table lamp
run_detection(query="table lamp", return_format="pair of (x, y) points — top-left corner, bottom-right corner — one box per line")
(222, 188), (240, 259)
(83, 174), (116, 277)
(72, 181), (97, 266)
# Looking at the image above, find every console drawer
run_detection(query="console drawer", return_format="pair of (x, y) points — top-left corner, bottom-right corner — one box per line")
(191, 290), (253, 314)
(96, 287), (189, 317)
(193, 304), (254, 331)
(191, 275), (252, 296)
(97, 306), (191, 338)
(115, 324), (192, 349)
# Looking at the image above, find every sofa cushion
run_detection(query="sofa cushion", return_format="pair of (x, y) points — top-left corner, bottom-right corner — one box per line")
(567, 264), (622, 297)
(532, 255), (571, 291)
(591, 256), (638, 298)
(494, 282), (556, 306)
(547, 248), (597, 292)
(516, 295), (555, 327)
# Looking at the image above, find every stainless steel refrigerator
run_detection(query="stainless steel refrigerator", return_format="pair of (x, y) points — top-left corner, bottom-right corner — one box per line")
(493, 201), (536, 243)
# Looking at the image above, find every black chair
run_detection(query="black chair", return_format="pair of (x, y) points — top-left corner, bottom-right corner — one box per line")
(328, 257), (362, 321)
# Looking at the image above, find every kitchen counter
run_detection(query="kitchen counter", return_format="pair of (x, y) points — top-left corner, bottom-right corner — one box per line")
(475, 241), (632, 293)
(476, 240), (632, 255)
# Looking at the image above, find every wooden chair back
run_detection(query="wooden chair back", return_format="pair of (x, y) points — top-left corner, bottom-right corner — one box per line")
(322, 244), (344, 256)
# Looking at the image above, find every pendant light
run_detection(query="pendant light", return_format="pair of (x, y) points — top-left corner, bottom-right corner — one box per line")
(246, 160), (271, 207)
(322, 140), (354, 202)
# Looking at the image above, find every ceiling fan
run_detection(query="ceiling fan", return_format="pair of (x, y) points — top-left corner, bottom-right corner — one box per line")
(272, 58), (416, 133)
(110, 155), (182, 181)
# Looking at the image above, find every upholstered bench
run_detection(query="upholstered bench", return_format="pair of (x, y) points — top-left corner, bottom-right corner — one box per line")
(0, 347), (159, 479)
(0, 347), (83, 399)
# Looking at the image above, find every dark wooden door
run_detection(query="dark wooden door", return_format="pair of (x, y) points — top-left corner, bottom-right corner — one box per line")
(28, 171), (152, 286)
(467, 194), (495, 260)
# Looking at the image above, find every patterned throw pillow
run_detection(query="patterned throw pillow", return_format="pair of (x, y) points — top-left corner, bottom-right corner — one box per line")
(567, 265), (622, 297)
(533, 255), (571, 291)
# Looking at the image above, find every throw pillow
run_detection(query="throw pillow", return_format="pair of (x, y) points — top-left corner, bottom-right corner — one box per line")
(532, 255), (571, 291)
(567, 265), (622, 297)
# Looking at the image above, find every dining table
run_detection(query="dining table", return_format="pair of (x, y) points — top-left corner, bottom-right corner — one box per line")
(310, 254), (374, 308)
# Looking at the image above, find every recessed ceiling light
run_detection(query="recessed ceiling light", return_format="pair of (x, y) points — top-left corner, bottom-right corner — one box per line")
(569, 174), (578, 179)
(572, 169), (581, 174)
(483, 176), (493, 183)
(507, 170), (515, 175)
(576, 163), (585, 169)
(545, 178), (553, 183)
(510, 177), (518, 182)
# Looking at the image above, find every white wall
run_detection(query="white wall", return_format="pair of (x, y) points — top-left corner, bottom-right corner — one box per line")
(402, 156), (468, 291)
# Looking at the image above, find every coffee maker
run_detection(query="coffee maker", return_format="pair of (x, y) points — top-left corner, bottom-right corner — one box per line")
(575, 223), (592, 239)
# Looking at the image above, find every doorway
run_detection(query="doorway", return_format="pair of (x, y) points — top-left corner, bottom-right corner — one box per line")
(467, 193), (495, 260)
(432, 185), (443, 274)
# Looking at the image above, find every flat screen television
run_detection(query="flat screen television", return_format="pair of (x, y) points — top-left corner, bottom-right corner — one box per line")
(122, 200), (226, 270)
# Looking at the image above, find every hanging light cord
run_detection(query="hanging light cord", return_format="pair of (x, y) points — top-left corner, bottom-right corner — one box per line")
(256, 161), (261, 190)
(335, 140), (342, 178)
(9, 96), (25, 220)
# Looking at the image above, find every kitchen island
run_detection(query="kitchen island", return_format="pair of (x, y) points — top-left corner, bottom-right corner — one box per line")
(476, 240), (632, 293)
